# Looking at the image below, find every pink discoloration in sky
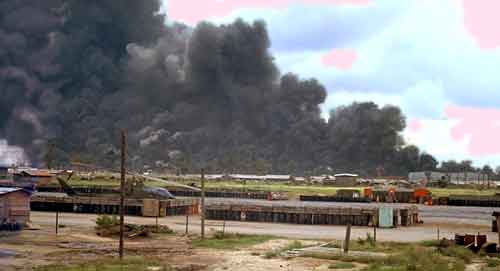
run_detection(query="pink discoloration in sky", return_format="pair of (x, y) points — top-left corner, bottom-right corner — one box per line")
(462, 0), (500, 49)
(446, 105), (500, 156)
(168, 0), (371, 25)
(321, 48), (357, 70)
(408, 119), (423, 133)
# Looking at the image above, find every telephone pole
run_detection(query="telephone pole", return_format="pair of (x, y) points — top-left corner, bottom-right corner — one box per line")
(201, 168), (206, 240)
(119, 131), (127, 259)
(46, 140), (55, 170)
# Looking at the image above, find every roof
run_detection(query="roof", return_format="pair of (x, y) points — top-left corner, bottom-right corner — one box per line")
(264, 175), (291, 180)
(0, 187), (30, 196)
(15, 170), (53, 177)
(229, 174), (266, 180)
(334, 173), (359, 177)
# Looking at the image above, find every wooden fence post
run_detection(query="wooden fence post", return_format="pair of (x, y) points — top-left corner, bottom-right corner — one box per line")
(55, 209), (59, 235)
(201, 168), (205, 240)
(344, 224), (352, 254)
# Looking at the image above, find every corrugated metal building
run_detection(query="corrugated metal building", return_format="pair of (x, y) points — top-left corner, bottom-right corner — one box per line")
(0, 188), (31, 226)
(333, 173), (359, 186)
(409, 171), (490, 185)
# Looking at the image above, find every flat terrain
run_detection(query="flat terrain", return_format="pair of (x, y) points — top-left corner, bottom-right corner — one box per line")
(45, 177), (500, 198)
(0, 214), (352, 271)
(1, 205), (498, 270)
(29, 206), (495, 243)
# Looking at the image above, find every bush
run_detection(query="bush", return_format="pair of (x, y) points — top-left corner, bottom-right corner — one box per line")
(95, 215), (119, 230)
(285, 241), (304, 251)
(264, 250), (279, 259)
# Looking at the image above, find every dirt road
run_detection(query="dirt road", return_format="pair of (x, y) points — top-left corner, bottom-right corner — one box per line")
(30, 209), (495, 243)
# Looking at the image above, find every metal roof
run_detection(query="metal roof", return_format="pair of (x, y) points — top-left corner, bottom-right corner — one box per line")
(334, 173), (359, 177)
(15, 170), (53, 177)
(0, 187), (23, 195)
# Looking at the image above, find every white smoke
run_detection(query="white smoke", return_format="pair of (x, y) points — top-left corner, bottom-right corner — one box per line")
(0, 139), (29, 166)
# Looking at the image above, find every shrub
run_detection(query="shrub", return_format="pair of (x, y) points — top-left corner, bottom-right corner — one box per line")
(95, 215), (119, 230)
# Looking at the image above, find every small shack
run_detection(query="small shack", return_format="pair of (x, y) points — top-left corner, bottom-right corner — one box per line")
(333, 173), (359, 186)
(0, 188), (31, 226)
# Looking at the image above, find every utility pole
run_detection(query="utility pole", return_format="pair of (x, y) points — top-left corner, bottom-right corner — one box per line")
(46, 140), (55, 170)
(201, 168), (206, 240)
(55, 209), (59, 235)
(344, 223), (351, 254)
(119, 131), (127, 260)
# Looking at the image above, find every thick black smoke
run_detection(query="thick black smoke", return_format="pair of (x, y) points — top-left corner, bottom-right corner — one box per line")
(0, 1), (440, 175)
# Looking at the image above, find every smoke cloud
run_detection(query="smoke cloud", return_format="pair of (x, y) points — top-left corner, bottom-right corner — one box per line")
(0, 0), (438, 175)
(0, 140), (28, 166)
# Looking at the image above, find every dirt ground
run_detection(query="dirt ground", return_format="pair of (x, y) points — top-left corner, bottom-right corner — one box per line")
(28, 211), (496, 242)
(1, 209), (498, 270)
(0, 219), (355, 271)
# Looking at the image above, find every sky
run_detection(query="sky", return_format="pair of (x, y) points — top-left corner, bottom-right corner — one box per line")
(164, 0), (500, 167)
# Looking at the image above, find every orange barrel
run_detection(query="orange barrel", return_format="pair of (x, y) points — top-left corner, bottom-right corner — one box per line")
(363, 187), (373, 199)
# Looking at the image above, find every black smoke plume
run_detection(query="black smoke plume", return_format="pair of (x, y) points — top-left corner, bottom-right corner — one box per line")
(0, 0), (438, 175)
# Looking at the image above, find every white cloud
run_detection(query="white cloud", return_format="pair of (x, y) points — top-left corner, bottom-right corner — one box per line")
(404, 118), (500, 167)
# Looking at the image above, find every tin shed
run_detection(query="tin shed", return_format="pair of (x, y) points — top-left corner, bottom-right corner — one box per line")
(0, 188), (31, 226)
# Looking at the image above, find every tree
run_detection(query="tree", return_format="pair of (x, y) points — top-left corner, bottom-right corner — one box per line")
(419, 153), (438, 171)
(482, 165), (494, 175)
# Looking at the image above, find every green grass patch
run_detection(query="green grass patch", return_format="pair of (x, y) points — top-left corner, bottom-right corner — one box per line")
(34, 257), (172, 271)
(487, 258), (500, 268)
(428, 187), (497, 198)
(263, 250), (280, 259)
(438, 245), (474, 264)
(329, 262), (356, 269)
(308, 240), (477, 271)
(191, 232), (274, 250)
(361, 247), (467, 271)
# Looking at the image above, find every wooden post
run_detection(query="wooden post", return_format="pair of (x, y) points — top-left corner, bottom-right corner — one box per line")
(201, 168), (206, 240)
(373, 225), (377, 243)
(496, 216), (500, 249)
(437, 227), (440, 240)
(55, 209), (59, 235)
(222, 210), (227, 238)
(344, 224), (351, 254)
(156, 215), (159, 232)
(155, 201), (160, 233)
(119, 131), (127, 260)
(185, 208), (190, 235)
